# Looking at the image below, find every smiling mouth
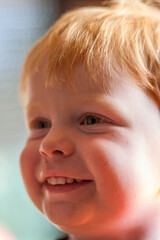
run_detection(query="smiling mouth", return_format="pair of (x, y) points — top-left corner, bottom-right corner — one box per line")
(46, 176), (84, 185)
(43, 176), (93, 193)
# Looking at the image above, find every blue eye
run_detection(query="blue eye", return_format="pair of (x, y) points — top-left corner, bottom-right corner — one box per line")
(80, 114), (110, 125)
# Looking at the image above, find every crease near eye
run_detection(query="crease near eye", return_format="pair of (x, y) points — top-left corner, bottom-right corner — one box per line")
(80, 113), (113, 126)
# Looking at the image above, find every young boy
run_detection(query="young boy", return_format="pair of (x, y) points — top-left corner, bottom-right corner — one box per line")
(19, 0), (160, 239)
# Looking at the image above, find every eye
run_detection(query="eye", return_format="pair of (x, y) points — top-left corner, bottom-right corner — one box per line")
(80, 114), (112, 125)
(30, 118), (51, 130)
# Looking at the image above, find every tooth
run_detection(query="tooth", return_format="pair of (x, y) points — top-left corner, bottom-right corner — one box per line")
(47, 177), (66, 185)
(66, 178), (74, 184)
(57, 177), (66, 185)
(76, 179), (83, 183)
(47, 177), (82, 185)
(47, 177), (57, 185)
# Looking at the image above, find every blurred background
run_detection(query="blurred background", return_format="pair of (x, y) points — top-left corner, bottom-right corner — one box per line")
(0, 0), (104, 239)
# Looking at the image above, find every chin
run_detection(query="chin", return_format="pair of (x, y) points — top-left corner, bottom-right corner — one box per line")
(45, 209), (93, 227)
(42, 198), (96, 226)
(42, 204), (96, 235)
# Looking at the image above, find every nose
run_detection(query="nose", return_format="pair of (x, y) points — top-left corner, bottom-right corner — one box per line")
(39, 127), (74, 159)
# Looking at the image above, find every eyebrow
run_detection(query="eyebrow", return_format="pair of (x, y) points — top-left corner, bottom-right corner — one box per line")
(26, 94), (121, 113)
(24, 102), (46, 116)
(78, 95), (128, 124)
(25, 97), (118, 119)
(77, 95), (119, 108)
(25, 94), (127, 124)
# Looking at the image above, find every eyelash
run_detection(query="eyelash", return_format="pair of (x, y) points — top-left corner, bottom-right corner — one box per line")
(79, 113), (112, 126)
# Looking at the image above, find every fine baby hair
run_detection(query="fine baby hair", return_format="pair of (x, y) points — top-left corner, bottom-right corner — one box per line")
(20, 0), (160, 104)
(20, 1), (160, 240)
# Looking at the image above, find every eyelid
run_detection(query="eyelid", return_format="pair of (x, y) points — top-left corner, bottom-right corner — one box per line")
(79, 112), (113, 125)
(28, 117), (51, 129)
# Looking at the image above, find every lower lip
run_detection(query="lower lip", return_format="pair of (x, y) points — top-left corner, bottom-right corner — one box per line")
(43, 180), (93, 194)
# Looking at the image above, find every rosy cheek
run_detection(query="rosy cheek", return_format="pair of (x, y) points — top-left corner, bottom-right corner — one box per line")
(20, 146), (37, 182)
(20, 144), (43, 211)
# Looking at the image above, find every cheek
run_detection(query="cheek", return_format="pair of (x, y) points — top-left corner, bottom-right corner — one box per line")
(20, 142), (43, 211)
(82, 138), (134, 213)
(85, 138), (130, 182)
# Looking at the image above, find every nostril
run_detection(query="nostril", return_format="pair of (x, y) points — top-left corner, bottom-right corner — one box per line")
(53, 150), (64, 155)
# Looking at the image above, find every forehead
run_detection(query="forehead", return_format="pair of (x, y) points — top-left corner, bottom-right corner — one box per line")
(25, 60), (147, 112)
(27, 58), (139, 96)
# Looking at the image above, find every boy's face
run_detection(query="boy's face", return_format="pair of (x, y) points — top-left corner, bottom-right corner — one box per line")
(20, 63), (160, 237)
